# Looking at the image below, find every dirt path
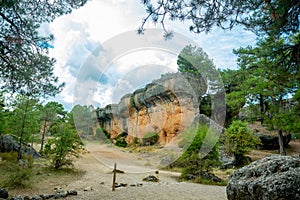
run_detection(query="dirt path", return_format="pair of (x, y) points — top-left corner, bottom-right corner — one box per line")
(63, 142), (227, 200)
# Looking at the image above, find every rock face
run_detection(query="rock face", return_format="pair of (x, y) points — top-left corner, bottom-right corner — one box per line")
(0, 134), (41, 158)
(96, 73), (208, 145)
(255, 132), (291, 150)
(249, 124), (291, 150)
(226, 155), (300, 200)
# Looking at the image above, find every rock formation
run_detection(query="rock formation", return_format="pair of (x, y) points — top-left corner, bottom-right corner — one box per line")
(96, 73), (209, 145)
(0, 134), (41, 158)
(249, 124), (291, 150)
(226, 155), (300, 200)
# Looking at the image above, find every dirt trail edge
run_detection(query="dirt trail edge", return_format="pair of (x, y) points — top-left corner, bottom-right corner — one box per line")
(65, 142), (227, 200)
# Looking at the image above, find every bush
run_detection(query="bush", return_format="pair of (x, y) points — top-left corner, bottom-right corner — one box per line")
(115, 137), (127, 147)
(142, 132), (158, 145)
(0, 152), (33, 188)
(44, 124), (83, 169)
(173, 125), (221, 182)
(224, 120), (261, 166)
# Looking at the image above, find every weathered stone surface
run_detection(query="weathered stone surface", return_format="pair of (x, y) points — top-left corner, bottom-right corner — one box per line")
(0, 135), (41, 158)
(39, 194), (53, 199)
(31, 195), (43, 200)
(255, 132), (291, 150)
(142, 175), (159, 182)
(10, 195), (23, 200)
(67, 190), (78, 196)
(0, 188), (8, 199)
(226, 155), (300, 200)
(96, 73), (208, 145)
(249, 124), (291, 150)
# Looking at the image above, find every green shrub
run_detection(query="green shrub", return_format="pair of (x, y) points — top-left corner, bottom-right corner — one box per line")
(173, 125), (221, 182)
(44, 124), (83, 169)
(224, 120), (261, 166)
(133, 137), (140, 144)
(142, 132), (158, 145)
(115, 137), (127, 147)
(0, 152), (33, 188)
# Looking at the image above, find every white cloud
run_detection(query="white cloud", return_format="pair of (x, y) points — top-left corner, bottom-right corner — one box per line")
(43, 0), (256, 109)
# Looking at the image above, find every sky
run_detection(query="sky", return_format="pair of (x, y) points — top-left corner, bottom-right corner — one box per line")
(42, 0), (257, 110)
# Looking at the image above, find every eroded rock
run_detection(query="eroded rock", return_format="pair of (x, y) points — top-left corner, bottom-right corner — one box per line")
(0, 188), (8, 199)
(142, 175), (159, 182)
(226, 155), (300, 200)
(0, 135), (41, 158)
(96, 72), (208, 145)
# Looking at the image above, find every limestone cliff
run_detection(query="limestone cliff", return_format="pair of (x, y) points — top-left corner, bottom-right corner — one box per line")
(96, 73), (207, 145)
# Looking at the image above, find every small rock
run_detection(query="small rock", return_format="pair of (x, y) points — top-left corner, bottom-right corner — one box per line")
(114, 183), (127, 188)
(0, 189), (8, 199)
(142, 175), (159, 182)
(100, 182), (105, 185)
(55, 190), (68, 198)
(23, 196), (30, 200)
(186, 174), (196, 180)
(31, 195), (43, 200)
(67, 190), (78, 196)
(39, 194), (53, 199)
(83, 187), (92, 191)
(53, 194), (61, 199)
(112, 169), (124, 173)
(10, 195), (23, 200)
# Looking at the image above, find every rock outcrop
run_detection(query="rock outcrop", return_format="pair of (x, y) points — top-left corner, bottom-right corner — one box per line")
(249, 124), (291, 150)
(0, 134), (41, 158)
(255, 132), (291, 150)
(96, 73), (209, 145)
(226, 155), (300, 200)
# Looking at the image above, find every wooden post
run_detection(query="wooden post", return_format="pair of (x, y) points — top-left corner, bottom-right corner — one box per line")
(112, 162), (117, 191)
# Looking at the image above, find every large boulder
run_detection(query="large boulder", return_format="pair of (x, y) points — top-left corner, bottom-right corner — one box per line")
(255, 132), (291, 150)
(0, 135), (41, 158)
(226, 155), (300, 200)
(249, 124), (291, 150)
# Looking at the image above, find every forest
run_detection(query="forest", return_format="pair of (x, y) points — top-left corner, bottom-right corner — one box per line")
(0, 0), (299, 199)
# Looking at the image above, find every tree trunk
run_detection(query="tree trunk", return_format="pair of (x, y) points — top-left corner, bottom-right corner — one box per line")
(17, 100), (29, 161)
(259, 94), (264, 124)
(278, 129), (286, 156)
(40, 120), (47, 152)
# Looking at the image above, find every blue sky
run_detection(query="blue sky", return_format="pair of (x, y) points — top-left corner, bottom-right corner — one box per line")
(42, 0), (257, 110)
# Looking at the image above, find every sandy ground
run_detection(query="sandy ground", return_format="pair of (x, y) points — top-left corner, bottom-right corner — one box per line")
(63, 142), (227, 200)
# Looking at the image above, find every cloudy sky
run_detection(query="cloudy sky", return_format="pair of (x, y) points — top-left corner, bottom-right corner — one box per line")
(43, 0), (256, 110)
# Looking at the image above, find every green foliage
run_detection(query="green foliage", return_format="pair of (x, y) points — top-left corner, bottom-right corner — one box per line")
(174, 125), (220, 179)
(133, 137), (140, 145)
(0, 152), (33, 189)
(199, 95), (211, 117)
(140, 1), (299, 39)
(224, 120), (260, 165)
(177, 45), (219, 81)
(70, 105), (97, 137)
(115, 137), (127, 147)
(142, 132), (158, 145)
(4, 95), (41, 142)
(40, 101), (66, 152)
(130, 95), (136, 108)
(43, 124), (83, 169)
(1, 0), (88, 96)
(233, 33), (299, 127)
